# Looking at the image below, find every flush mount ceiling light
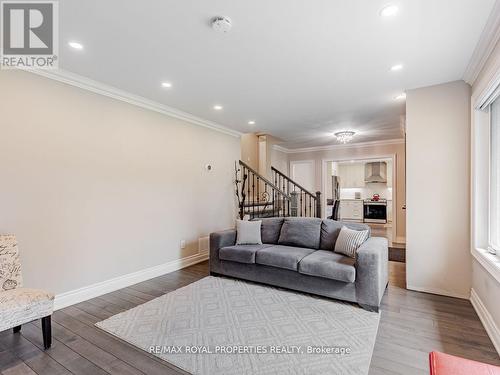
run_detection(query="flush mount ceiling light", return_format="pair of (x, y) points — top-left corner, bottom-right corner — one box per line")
(334, 131), (356, 144)
(68, 41), (83, 50)
(161, 82), (172, 88)
(394, 93), (406, 100)
(211, 16), (232, 33)
(390, 64), (403, 71)
(213, 105), (223, 110)
(248, 121), (256, 125)
(380, 4), (399, 17)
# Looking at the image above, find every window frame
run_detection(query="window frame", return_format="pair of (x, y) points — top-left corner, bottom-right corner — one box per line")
(471, 70), (500, 284)
(489, 99), (500, 254)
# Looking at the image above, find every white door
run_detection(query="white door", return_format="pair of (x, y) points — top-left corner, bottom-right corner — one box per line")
(290, 161), (315, 192)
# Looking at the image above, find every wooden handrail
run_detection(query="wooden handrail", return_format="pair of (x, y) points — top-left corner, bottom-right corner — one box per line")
(239, 161), (290, 199)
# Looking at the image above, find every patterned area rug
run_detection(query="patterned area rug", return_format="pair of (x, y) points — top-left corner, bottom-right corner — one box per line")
(96, 276), (380, 375)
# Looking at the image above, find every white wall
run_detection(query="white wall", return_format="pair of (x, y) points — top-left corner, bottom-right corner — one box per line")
(240, 133), (260, 170)
(406, 80), (471, 298)
(0, 70), (239, 297)
(271, 147), (289, 176)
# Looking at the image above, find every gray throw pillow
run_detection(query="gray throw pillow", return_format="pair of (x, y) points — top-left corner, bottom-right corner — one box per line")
(334, 226), (369, 258)
(278, 217), (322, 249)
(236, 220), (262, 245)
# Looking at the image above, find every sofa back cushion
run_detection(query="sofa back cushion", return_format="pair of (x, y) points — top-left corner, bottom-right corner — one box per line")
(258, 217), (284, 244)
(320, 220), (370, 250)
(278, 217), (322, 249)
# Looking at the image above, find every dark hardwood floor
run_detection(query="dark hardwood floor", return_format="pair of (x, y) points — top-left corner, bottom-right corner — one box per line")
(1, 261), (498, 375)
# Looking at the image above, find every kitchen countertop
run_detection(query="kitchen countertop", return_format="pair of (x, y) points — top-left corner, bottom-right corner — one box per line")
(340, 198), (392, 201)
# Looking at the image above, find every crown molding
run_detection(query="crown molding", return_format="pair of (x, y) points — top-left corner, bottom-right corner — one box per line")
(463, 0), (500, 85)
(272, 144), (290, 153)
(272, 138), (405, 154)
(26, 69), (242, 138)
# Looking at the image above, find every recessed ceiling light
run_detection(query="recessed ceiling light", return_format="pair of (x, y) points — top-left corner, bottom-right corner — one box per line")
(248, 121), (256, 125)
(390, 64), (403, 71)
(394, 93), (406, 100)
(68, 41), (83, 50)
(380, 4), (399, 17)
(161, 82), (172, 88)
(213, 105), (223, 110)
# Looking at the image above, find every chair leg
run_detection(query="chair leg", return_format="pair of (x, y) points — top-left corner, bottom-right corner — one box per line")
(13, 325), (21, 333)
(41, 316), (52, 349)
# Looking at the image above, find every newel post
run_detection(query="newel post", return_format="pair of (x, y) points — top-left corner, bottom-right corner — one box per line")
(315, 191), (322, 218)
(290, 191), (298, 217)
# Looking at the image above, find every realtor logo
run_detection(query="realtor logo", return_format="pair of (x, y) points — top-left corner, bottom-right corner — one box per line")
(1, 1), (58, 69)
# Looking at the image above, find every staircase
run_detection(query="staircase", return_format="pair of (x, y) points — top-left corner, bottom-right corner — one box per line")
(235, 160), (321, 219)
(272, 166), (321, 218)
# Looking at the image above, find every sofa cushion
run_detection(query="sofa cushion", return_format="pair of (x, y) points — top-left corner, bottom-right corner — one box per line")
(255, 245), (315, 271)
(219, 244), (273, 264)
(278, 217), (322, 249)
(320, 220), (370, 250)
(298, 250), (356, 283)
(258, 217), (284, 244)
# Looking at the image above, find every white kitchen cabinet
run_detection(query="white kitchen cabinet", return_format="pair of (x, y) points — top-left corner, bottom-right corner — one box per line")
(387, 200), (393, 222)
(339, 200), (364, 222)
(338, 164), (365, 188)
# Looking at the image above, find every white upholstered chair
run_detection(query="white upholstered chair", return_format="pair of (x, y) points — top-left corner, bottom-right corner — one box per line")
(0, 234), (54, 349)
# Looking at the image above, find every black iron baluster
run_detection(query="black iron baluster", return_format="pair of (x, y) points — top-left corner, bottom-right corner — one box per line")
(252, 173), (255, 219)
(247, 168), (250, 218)
(256, 176), (260, 218)
(273, 188), (276, 216)
(287, 192), (290, 216)
(300, 189), (303, 217)
(265, 182), (268, 219)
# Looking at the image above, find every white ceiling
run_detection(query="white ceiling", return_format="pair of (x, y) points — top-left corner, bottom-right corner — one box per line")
(59, 0), (495, 148)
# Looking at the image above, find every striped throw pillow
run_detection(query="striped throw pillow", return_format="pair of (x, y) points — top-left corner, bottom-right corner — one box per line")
(334, 226), (369, 258)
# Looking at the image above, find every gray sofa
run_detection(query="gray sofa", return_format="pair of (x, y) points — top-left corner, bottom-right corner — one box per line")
(209, 217), (388, 312)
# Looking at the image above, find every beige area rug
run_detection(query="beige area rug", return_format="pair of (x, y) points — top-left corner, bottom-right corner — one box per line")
(96, 276), (380, 375)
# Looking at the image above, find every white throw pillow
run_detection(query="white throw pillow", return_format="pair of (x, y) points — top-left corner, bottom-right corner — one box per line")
(236, 220), (262, 245)
(334, 226), (369, 258)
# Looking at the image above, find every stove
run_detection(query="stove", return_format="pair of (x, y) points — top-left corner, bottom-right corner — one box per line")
(363, 199), (387, 223)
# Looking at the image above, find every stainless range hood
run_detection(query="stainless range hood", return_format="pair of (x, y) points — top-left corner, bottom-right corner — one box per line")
(364, 162), (387, 183)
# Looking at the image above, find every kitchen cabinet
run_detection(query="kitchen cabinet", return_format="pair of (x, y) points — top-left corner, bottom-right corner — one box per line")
(339, 200), (364, 222)
(387, 200), (393, 222)
(338, 164), (365, 188)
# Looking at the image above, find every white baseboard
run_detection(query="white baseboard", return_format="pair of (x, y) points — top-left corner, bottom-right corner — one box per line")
(406, 284), (470, 300)
(470, 288), (500, 356)
(54, 251), (209, 310)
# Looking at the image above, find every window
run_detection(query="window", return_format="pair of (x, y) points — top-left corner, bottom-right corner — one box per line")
(490, 97), (500, 253)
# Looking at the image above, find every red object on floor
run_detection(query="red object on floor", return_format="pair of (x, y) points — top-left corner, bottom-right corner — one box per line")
(429, 351), (500, 375)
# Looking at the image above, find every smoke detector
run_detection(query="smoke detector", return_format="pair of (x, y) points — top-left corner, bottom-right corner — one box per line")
(211, 16), (232, 33)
